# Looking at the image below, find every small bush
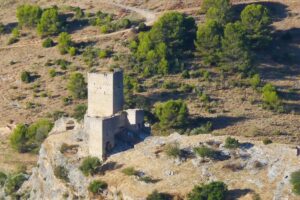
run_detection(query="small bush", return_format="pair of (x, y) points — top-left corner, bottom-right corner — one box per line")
(60, 143), (78, 155)
(21, 71), (31, 83)
(80, 157), (102, 176)
(72, 104), (87, 121)
(164, 142), (181, 158)
(4, 173), (28, 195)
(290, 170), (300, 195)
(55, 59), (70, 70)
(68, 46), (77, 56)
(88, 180), (108, 194)
(100, 25), (109, 33)
(263, 138), (272, 145)
(187, 181), (228, 200)
(49, 69), (57, 77)
(262, 83), (282, 112)
(98, 50), (108, 58)
(0, 171), (7, 187)
(181, 70), (190, 79)
(42, 38), (54, 48)
(194, 146), (216, 159)
(224, 137), (240, 149)
(58, 32), (73, 55)
(122, 167), (138, 176)
(190, 122), (213, 135)
(250, 74), (261, 89)
(54, 166), (69, 182)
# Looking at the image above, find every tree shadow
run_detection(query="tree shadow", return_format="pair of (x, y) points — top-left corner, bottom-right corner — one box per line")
(208, 116), (248, 130)
(100, 161), (123, 175)
(232, 1), (289, 22)
(3, 22), (18, 34)
(60, 13), (90, 34)
(240, 142), (254, 150)
(226, 189), (253, 200)
(258, 28), (300, 80)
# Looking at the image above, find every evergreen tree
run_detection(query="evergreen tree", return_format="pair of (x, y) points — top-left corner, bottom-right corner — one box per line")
(67, 73), (87, 99)
(195, 20), (223, 65)
(241, 4), (272, 49)
(220, 22), (252, 73)
(202, 0), (232, 25)
(135, 12), (196, 75)
(37, 8), (60, 37)
(16, 4), (42, 28)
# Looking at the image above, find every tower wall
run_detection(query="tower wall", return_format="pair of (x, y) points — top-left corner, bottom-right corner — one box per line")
(87, 71), (123, 117)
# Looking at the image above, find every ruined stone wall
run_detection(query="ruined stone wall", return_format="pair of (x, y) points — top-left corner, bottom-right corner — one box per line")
(85, 112), (128, 158)
(126, 109), (144, 131)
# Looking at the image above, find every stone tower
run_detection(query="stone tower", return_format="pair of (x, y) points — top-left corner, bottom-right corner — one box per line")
(87, 70), (124, 117)
(84, 69), (144, 159)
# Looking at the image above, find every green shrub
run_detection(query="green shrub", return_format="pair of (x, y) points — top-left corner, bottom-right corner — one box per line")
(79, 157), (102, 176)
(262, 83), (282, 111)
(147, 190), (171, 200)
(0, 171), (7, 187)
(55, 59), (70, 70)
(54, 166), (69, 182)
(72, 104), (87, 121)
(250, 74), (261, 89)
(122, 167), (138, 176)
(224, 137), (240, 149)
(21, 71), (31, 83)
(17, 4), (42, 28)
(164, 142), (181, 158)
(154, 100), (188, 128)
(57, 32), (73, 54)
(190, 122), (213, 135)
(82, 47), (100, 67)
(12, 28), (20, 38)
(10, 119), (53, 153)
(4, 173), (28, 195)
(187, 181), (228, 200)
(263, 138), (272, 145)
(291, 170), (300, 195)
(68, 46), (77, 56)
(49, 69), (57, 77)
(67, 72), (87, 99)
(100, 25), (109, 33)
(98, 50), (108, 58)
(194, 146), (216, 158)
(42, 38), (54, 48)
(37, 8), (60, 37)
(181, 70), (190, 79)
(88, 180), (108, 194)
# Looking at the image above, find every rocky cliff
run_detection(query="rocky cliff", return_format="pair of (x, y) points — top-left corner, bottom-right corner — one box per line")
(16, 118), (300, 200)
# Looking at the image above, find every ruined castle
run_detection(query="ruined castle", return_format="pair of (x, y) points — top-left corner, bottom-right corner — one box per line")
(84, 70), (144, 159)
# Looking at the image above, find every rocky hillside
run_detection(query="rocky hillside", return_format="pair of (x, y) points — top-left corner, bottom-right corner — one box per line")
(14, 118), (300, 200)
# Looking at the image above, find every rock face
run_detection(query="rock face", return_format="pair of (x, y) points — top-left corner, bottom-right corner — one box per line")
(20, 118), (91, 200)
(17, 119), (300, 200)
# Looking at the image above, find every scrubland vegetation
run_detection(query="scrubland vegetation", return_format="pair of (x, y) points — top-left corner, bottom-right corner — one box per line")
(0, 0), (299, 198)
